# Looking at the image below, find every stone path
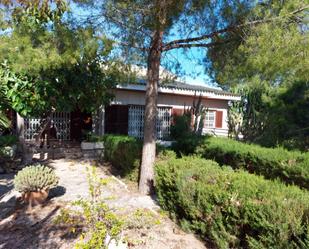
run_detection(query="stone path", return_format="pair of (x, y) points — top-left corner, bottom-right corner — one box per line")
(0, 159), (208, 249)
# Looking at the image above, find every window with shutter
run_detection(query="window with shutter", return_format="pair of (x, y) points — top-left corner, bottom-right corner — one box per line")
(215, 110), (223, 128)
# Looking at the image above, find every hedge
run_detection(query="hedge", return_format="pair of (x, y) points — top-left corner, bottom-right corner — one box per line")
(103, 134), (142, 180)
(102, 134), (175, 181)
(195, 136), (309, 189)
(155, 157), (309, 249)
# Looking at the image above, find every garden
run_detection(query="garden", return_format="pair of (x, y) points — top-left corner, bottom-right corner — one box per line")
(1, 0), (309, 248)
(0, 133), (207, 249)
(1, 129), (309, 248)
(89, 133), (309, 248)
(77, 131), (309, 248)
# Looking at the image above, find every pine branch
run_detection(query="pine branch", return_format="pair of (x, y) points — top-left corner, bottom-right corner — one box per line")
(163, 5), (309, 51)
(162, 40), (231, 51)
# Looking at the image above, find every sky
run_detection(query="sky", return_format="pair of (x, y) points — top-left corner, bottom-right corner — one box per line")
(70, 2), (219, 89)
(163, 46), (216, 88)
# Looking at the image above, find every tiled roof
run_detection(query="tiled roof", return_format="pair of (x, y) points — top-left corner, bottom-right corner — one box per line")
(133, 78), (238, 97)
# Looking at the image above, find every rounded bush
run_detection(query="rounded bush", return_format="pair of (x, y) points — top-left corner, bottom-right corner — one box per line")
(14, 165), (59, 193)
(155, 157), (309, 249)
(193, 136), (309, 189)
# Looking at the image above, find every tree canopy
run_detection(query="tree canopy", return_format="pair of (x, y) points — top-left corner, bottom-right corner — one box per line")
(0, 0), (124, 118)
(73, 0), (308, 193)
(1, 0), (308, 191)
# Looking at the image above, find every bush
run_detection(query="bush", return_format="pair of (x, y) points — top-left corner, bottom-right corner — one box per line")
(14, 165), (59, 193)
(155, 157), (309, 249)
(102, 134), (175, 181)
(156, 148), (177, 162)
(103, 134), (142, 181)
(172, 133), (204, 156)
(170, 114), (191, 140)
(0, 135), (17, 147)
(170, 114), (205, 156)
(54, 166), (124, 249)
(195, 136), (309, 189)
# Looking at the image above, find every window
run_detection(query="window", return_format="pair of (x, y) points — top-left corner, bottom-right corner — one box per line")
(24, 112), (71, 141)
(204, 111), (215, 128)
(128, 105), (171, 140)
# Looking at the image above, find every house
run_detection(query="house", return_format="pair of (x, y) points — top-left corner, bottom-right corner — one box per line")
(103, 80), (240, 140)
(16, 80), (240, 142)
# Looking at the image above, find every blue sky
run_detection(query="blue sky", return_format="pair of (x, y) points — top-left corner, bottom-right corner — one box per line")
(163, 46), (215, 87)
(70, 2), (217, 89)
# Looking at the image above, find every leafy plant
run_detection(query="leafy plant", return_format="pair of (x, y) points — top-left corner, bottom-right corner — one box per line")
(195, 136), (309, 189)
(170, 114), (191, 140)
(0, 135), (17, 147)
(103, 135), (142, 181)
(124, 208), (161, 230)
(155, 157), (309, 249)
(0, 111), (10, 130)
(54, 166), (124, 249)
(14, 165), (59, 193)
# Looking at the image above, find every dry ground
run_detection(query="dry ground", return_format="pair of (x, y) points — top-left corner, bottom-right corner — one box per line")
(0, 159), (208, 249)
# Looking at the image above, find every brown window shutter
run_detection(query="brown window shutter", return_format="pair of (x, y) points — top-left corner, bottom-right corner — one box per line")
(172, 108), (184, 117)
(215, 111), (223, 128)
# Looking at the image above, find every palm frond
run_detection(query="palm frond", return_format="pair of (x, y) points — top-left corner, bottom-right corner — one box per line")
(0, 110), (10, 129)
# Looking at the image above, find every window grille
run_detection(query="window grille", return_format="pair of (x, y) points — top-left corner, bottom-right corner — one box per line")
(24, 112), (71, 141)
(204, 111), (215, 128)
(128, 105), (171, 140)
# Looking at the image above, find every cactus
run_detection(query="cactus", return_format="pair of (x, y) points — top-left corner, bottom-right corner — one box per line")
(14, 165), (59, 193)
(184, 92), (207, 134)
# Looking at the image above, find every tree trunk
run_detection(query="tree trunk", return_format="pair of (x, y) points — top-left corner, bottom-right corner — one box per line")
(138, 30), (163, 195)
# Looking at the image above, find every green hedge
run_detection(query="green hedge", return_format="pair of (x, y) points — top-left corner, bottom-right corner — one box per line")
(195, 136), (309, 189)
(103, 134), (142, 180)
(155, 157), (309, 249)
(102, 134), (176, 181)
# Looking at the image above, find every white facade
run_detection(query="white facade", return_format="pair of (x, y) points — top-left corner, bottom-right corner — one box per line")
(108, 84), (240, 138)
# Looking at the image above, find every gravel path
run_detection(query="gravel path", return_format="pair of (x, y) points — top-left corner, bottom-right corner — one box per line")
(0, 159), (207, 249)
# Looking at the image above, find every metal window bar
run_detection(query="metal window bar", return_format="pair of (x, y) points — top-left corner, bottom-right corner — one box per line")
(128, 105), (171, 140)
(24, 112), (71, 141)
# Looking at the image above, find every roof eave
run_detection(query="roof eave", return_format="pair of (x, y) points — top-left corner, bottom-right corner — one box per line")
(116, 84), (241, 101)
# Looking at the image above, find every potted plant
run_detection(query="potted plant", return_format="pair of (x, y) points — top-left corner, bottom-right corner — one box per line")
(14, 165), (59, 206)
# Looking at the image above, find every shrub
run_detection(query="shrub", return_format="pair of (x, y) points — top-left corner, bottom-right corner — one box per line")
(195, 136), (309, 189)
(102, 134), (175, 181)
(14, 165), (59, 193)
(155, 157), (309, 249)
(170, 113), (205, 156)
(54, 166), (124, 249)
(171, 133), (204, 156)
(170, 114), (191, 140)
(0, 135), (17, 147)
(103, 134), (142, 181)
(156, 148), (177, 162)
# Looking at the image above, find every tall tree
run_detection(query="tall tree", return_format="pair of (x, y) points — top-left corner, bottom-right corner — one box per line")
(70, 0), (308, 193)
(0, 0), (125, 135)
(206, 1), (308, 149)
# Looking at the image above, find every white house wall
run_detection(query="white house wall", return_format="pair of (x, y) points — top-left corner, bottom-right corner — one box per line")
(111, 89), (230, 136)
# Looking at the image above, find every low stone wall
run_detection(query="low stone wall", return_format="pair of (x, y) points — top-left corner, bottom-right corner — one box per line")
(81, 142), (104, 159)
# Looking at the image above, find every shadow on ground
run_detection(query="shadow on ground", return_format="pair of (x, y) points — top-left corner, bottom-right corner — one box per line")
(0, 200), (80, 249)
